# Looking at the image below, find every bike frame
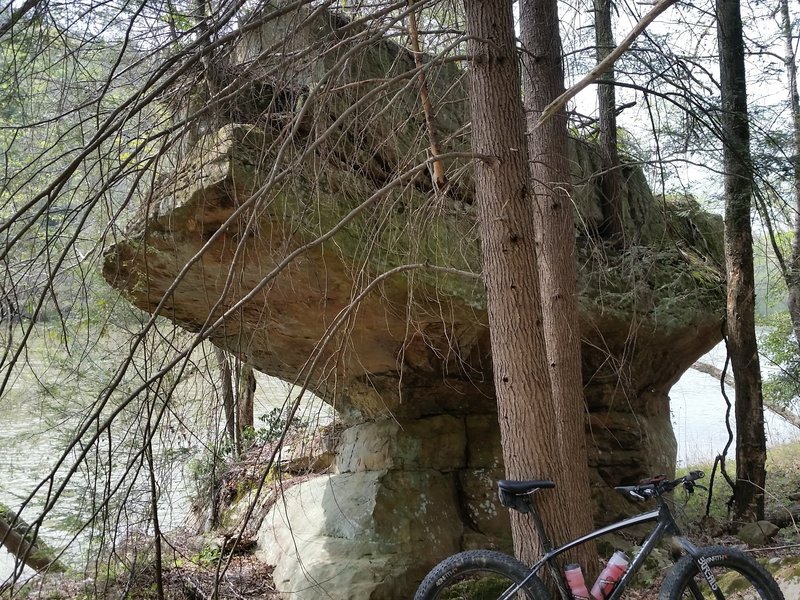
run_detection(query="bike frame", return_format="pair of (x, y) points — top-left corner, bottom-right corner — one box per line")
(503, 494), (718, 600)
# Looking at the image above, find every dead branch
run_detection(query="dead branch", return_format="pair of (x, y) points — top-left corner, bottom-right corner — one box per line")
(537, 0), (678, 127)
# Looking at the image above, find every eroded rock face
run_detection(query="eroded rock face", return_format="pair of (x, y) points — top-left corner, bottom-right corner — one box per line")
(103, 4), (725, 598)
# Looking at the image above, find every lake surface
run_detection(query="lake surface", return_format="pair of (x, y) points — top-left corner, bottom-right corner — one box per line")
(2, 341), (798, 582)
(0, 366), (331, 584)
(670, 341), (800, 467)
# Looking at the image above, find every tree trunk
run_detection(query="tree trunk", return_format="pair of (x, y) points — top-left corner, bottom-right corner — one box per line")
(407, 0), (447, 189)
(0, 503), (65, 573)
(464, 0), (583, 567)
(594, 0), (625, 242)
(237, 362), (256, 432)
(716, 0), (766, 521)
(215, 346), (240, 455)
(779, 0), (800, 348)
(520, 0), (596, 572)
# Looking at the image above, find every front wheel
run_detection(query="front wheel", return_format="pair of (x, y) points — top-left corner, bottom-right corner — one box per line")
(414, 549), (551, 600)
(659, 545), (785, 600)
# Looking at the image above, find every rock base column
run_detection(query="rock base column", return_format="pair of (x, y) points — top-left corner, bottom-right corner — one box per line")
(256, 414), (511, 599)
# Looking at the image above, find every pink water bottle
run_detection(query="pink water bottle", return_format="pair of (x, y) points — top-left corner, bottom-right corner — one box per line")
(564, 563), (590, 600)
(590, 550), (628, 600)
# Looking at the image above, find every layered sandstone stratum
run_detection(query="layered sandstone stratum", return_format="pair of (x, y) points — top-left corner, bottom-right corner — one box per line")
(103, 4), (725, 598)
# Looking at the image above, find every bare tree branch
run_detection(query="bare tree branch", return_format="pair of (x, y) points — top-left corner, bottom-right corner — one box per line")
(537, 0), (678, 127)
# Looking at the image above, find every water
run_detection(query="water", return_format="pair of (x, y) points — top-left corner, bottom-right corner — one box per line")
(670, 341), (800, 467)
(1, 340), (797, 582)
(0, 360), (332, 584)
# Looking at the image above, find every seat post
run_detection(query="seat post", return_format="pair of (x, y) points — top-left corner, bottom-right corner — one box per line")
(526, 493), (555, 554)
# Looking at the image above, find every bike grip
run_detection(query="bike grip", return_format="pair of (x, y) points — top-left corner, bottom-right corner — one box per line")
(688, 470), (705, 480)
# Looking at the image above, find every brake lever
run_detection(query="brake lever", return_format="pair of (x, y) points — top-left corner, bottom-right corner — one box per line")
(681, 481), (707, 494)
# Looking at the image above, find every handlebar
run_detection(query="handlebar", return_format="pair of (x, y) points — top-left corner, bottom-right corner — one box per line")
(614, 470), (705, 502)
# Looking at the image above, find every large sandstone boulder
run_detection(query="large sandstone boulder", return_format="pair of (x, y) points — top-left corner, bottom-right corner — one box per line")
(103, 4), (725, 598)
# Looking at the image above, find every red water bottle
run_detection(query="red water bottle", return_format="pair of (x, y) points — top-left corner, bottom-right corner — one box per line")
(564, 563), (590, 600)
(590, 550), (628, 600)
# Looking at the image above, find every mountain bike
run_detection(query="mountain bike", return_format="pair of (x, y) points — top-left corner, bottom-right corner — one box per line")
(414, 471), (785, 599)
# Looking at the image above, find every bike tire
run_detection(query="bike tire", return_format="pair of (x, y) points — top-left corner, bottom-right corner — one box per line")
(414, 549), (551, 600)
(659, 545), (785, 600)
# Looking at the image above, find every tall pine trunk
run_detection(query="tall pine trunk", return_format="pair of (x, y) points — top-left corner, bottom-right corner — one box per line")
(464, 0), (593, 567)
(716, 0), (766, 521)
(594, 0), (624, 241)
(779, 0), (800, 348)
(520, 0), (596, 571)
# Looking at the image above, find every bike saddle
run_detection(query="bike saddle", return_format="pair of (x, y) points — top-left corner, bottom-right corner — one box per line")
(497, 479), (556, 494)
(497, 480), (555, 514)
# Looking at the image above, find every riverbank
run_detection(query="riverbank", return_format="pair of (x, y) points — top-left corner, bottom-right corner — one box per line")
(7, 441), (800, 599)
(1, 323), (797, 597)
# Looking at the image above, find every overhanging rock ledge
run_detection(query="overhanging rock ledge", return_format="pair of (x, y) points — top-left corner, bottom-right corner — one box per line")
(103, 5), (725, 598)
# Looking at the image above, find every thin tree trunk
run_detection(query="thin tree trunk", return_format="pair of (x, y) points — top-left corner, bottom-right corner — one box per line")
(594, 0), (624, 242)
(237, 362), (256, 432)
(520, 0), (596, 572)
(464, 0), (578, 567)
(144, 433), (165, 600)
(215, 347), (239, 455)
(716, 0), (766, 521)
(0, 503), (65, 573)
(407, 0), (447, 189)
(779, 0), (800, 347)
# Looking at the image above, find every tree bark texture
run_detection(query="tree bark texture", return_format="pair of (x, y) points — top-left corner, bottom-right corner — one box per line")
(716, 0), (766, 521)
(520, 0), (596, 571)
(594, 0), (625, 241)
(464, 0), (582, 567)
(779, 0), (800, 349)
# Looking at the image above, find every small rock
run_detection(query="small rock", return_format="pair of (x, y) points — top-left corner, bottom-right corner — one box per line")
(736, 520), (780, 546)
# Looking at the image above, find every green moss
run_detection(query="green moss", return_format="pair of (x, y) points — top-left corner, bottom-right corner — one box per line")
(577, 241), (724, 333)
(435, 574), (522, 599)
(773, 555), (800, 580)
(110, 123), (725, 340)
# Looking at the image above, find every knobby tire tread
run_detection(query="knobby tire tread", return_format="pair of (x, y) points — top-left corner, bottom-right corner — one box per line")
(659, 545), (784, 600)
(414, 549), (550, 600)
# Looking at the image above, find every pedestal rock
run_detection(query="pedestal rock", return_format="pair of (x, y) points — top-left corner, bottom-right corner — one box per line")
(103, 4), (725, 598)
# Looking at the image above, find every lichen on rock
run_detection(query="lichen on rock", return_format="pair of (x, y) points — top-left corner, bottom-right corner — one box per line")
(102, 3), (725, 598)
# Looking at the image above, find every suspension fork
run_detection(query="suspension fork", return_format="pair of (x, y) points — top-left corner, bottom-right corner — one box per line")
(673, 537), (726, 600)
